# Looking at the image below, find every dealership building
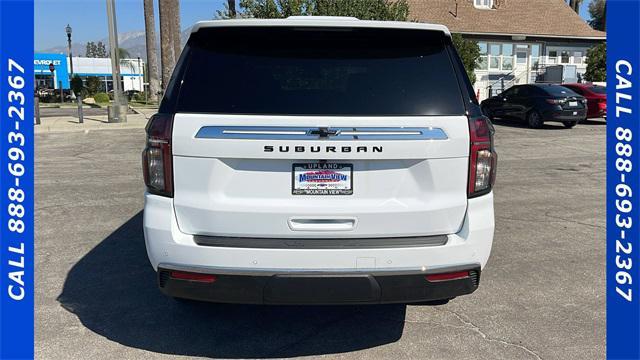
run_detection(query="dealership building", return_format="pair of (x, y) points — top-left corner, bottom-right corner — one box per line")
(34, 53), (145, 92)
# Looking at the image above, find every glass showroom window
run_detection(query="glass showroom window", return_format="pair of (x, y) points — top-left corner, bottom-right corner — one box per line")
(477, 42), (488, 70)
(548, 50), (558, 64)
(474, 0), (493, 9)
(489, 44), (501, 70)
(502, 44), (514, 71)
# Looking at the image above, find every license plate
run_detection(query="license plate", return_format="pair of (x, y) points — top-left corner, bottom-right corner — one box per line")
(292, 163), (353, 195)
(573, 111), (578, 115)
(569, 101), (578, 107)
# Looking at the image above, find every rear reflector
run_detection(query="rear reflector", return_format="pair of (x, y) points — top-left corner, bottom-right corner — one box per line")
(425, 271), (470, 282)
(170, 271), (217, 283)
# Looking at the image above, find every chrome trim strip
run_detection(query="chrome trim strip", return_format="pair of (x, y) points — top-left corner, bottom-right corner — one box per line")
(193, 234), (448, 249)
(158, 262), (481, 276)
(195, 126), (448, 140)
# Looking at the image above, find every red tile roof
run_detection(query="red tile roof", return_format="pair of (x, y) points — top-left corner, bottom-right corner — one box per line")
(408, 0), (605, 39)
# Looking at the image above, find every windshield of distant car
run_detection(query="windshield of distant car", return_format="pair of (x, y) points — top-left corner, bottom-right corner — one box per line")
(542, 85), (579, 97)
(590, 85), (607, 95)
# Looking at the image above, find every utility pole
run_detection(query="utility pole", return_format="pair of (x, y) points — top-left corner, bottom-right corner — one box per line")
(106, 0), (127, 122)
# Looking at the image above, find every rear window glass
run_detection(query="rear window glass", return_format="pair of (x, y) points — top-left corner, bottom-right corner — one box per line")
(541, 85), (579, 97)
(591, 85), (607, 94)
(174, 27), (465, 116)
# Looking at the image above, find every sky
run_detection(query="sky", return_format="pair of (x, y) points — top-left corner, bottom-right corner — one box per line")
(34, 0), (593, 51)
(35, 0), (226, 50)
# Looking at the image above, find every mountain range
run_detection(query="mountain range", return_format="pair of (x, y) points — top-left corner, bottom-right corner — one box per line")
(37, 29), (190, 61)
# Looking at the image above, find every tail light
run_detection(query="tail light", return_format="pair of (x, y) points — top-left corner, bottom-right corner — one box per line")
(142, 113), (174, 197)
(468, 115), (497, 198)
(545, 98), (565, 105)
(598, 99), (607, 109)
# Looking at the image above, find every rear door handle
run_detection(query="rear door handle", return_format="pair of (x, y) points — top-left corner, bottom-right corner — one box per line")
(288, 218), (356, 232)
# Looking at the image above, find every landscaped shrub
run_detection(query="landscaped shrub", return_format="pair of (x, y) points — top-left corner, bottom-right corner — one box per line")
(93, 92), (110, 103)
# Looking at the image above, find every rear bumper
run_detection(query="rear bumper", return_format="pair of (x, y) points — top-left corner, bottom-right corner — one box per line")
(542, 107), (587, 122)
(157, 265), (481, 304)
(143, 192), (494, 304)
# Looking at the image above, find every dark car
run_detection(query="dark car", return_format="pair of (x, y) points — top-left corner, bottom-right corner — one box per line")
(561, 83), (607, 119)
(481, 84), (587, 129)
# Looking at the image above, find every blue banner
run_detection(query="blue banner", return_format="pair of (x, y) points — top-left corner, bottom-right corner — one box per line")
(0, 0), (35, 359)
(607, 1), (640, 359)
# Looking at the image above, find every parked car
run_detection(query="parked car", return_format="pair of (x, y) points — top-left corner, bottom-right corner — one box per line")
(481, 84), (587, 129)
(561, 83), (607, 119)
(142, 17), (497, 305)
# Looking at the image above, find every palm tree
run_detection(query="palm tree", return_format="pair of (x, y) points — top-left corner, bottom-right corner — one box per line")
(171, 0), (182, 59)
(228, 0), (237, 17)
(158, 0), (175, 91)
(143, 0), (160, 103)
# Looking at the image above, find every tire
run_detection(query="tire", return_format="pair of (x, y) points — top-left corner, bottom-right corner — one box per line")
(563, 121), (577, 129)
(481, 105), (493, 120)
(527, 110), (544, 129)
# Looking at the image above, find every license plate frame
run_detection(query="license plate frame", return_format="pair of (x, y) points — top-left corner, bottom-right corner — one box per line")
(569, 101), (578, 107)
(292, 163), (353, 195)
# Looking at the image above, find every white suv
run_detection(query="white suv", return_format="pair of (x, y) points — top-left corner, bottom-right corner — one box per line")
(142, 17), (496, 305)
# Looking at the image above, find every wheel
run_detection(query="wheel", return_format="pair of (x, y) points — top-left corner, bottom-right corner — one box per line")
(563, 121), (577, 129)
(527, 110), (544, 129)
(481, 105), (493, 120)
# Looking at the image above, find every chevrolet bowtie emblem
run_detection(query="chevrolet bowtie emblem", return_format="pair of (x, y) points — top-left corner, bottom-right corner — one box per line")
(307, 127), (341, 138)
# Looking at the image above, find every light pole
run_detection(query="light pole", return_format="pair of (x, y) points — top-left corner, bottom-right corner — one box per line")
(66, 24), (74, 102)
(65, 24), (74, 76)
(137, 56), (143, 94)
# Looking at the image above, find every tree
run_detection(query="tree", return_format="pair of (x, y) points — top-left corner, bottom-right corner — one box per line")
(159, 0), (176, 91)
(171, 0), (182, 58)
(228, 0), (237, 17)
(143, 0), (160, 103)
(85, 76), (102, 95)
(451, 34), (480, 84)
(588, 0), (605, 31)
(225, 0), (410, 20)
(584, 43), (606, 82)
(118, 47), (131, 59)
(85, 41), (108, 58)
(567, 0), (583, 13)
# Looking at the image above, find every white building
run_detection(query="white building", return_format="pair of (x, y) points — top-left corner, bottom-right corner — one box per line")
(409, 0), (606, 100)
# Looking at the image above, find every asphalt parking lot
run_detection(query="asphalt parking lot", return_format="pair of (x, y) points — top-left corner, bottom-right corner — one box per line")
(35, 118), (605, 359)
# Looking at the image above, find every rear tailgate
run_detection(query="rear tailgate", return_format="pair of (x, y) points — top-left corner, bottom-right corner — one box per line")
(172, 115), (469, 238)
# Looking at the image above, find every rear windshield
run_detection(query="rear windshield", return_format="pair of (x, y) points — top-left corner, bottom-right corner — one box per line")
(173, 27), (465, 116)
(542, 85), (579, 97)
(591, 85), (607, 94)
